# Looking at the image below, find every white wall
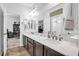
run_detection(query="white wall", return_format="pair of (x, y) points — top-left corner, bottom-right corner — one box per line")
(71, 4), (78, 46)
(0, 4), (8, 56)
(72, 4), (78, 33)
(44, 12), (50, 32)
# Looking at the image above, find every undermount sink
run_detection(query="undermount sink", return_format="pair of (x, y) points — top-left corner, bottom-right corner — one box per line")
(70, 35), (78, 40)
(32, 33), (63, 45)
(45, 38), (63, 46)
(52, 40), (62, 44)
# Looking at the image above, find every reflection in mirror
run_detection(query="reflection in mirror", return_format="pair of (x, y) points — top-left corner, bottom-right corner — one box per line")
(28, 22), (30, 29)
(38, 20), (43, 33)
(31, 22), (32, 29)
(51, 16), (63, 36)
(34, 22), (36, 30)
(24, 24), (27, 30)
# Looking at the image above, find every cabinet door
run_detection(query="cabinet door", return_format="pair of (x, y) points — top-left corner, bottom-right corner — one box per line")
(46, 47), (64, 56)
(43, 46), (47, 56)
(23, 35), (27, 48)
(27, 38), (33, 44)
(27, 42), (33, 56)
(34, 41), (43, 56)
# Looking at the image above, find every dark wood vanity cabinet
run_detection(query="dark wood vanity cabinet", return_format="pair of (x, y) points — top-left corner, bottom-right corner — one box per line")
(44, 46), (64, 56)
(27, 38), (43, 56)
(34, 40), (64, 56)
(26, 36), (64, 56)
(34, 41), (43, 56)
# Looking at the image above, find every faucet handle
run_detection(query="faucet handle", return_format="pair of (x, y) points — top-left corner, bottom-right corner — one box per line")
(59, 35), (63, 41)
(48, 31), (51, 38)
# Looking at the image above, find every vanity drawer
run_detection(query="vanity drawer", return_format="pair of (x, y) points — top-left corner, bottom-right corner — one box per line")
(27, 37), (33, 44)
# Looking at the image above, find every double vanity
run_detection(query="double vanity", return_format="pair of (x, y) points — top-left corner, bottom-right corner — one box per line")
(23, 33), (78, 56)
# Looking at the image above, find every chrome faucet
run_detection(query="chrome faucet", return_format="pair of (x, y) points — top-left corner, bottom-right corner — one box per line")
(48, 31), (51, 38)
(51, 31), (58, 40)
(59, 35), (63, 41)
(52, 35), (58, 40)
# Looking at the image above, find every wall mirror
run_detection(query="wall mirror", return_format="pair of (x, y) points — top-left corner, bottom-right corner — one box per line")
(50, 15), (63, 36)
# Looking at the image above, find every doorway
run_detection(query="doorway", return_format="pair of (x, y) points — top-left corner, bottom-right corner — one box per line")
(7, 14), (20, 49)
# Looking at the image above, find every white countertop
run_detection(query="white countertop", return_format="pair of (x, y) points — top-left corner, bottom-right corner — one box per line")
(70, 35), (78, 40)
(23, 33), (78, 56)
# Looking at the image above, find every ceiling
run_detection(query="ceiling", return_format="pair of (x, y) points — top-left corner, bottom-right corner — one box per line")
(20, 3), (60, 14)
(21, 3), (59, 13)
(0, 3), (60, 20)
(1, 3), (59, 14)
(20, 3), (48, 12)
(20, 3), (60, 19)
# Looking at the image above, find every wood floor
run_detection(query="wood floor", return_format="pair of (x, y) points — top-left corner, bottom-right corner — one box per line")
(6, 46), (30, 56)
(8, 38), (20, 49)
